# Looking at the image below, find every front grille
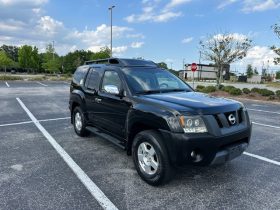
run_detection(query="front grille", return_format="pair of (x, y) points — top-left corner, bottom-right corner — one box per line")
(214, 108), (244, 128)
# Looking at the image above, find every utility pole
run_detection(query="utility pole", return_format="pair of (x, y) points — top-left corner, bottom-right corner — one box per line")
(109, 5), (115, 57)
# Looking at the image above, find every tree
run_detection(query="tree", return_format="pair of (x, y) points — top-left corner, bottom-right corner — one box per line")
(199, 33), (252, 87)
(246, 64), (253, 78)
(276, 71), (280, 79)
(0, 50), (15, 72)
(254, 67), (258, 75)
(271, 22), (280, 64)
(18, 45), (33, 70)
(0, 45), (19, 62)
(42, 43), (61, 73)
(62, 47), (110, 74)
(157, 62), (168, 69)
(31, 47), (41, 72)
(18, 45), (41, 73)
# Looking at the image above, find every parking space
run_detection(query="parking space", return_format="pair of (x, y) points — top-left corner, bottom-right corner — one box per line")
(0, 81), (9, 88)
(0, 81), (280, 209)
(0, 123), (102, 210)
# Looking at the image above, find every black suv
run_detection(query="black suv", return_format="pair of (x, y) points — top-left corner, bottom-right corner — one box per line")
(69, 58), (252, 185)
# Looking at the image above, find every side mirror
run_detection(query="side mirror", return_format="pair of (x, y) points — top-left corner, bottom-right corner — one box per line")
(104, 85), (120, 95)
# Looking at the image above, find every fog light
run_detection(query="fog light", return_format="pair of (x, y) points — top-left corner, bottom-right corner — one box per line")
(190, 150), (203, 162)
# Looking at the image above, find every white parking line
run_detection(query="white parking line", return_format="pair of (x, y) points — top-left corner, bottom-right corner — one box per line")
(39, 117), (71, 122)
(63, 81), (71, 85)
(244, 152), (280, 166)
(36, 81), (48, 87)
(5, 82), (10, 87)
(252, 122), (280, 129)
(16, 98), (118, 210)
(0, 121), (33, 127)
(0, 117), (70, 127)
(247, 108), (280, 115)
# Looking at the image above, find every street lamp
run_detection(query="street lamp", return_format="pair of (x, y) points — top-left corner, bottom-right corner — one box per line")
(108, 5), (115, 57)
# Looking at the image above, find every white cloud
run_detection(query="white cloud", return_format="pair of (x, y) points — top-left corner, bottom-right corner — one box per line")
(126, 33), (145, 39)
(217, 0), (280, 13)
(37, 16), (64, 36)
(165, 0), (192, 9)
(0, 0), (48, 6)
(234, 46), (277, 69)
(182, 37), (193, 44)
(217, 0), (238, 9)
(0, 1), (143, 56)
(242, 0), (280, 13)
(67, 24), (132, 47)
(131, 42), (144, 48)
(113, 46), (128, 55)
(0, 20), (25, 32)
(154, 11), (182, 22)
(124, 0), (189, 23)
(212, 33), (248, 42)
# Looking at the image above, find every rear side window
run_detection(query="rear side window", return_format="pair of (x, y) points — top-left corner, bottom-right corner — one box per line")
(85, 68), (101, 90)
(73, 66), (88, 85)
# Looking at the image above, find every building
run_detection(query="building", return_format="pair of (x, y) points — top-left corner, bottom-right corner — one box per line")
(179, 64), (230, 81)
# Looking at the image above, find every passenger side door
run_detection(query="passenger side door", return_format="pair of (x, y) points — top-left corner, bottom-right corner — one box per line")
(93, 70), (130, 138)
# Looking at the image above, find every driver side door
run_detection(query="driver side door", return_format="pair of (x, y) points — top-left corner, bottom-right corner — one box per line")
(93, 70), (130, 138)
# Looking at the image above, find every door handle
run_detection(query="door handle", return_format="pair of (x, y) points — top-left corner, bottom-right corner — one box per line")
(95, 98), (102, 103)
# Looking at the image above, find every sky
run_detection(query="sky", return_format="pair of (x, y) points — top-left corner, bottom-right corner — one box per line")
(0, 0), (280, 73)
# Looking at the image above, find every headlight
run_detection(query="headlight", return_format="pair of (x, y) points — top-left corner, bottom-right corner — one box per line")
(179, 116), (207, 133)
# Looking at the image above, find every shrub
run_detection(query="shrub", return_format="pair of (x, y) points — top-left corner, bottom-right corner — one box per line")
(259, 89), (275, 96)
(196, 85), (205, 91)
(242, 88), (250, 94)
(218, 84), (224, 90)
(251, 87), (261, 93)
(229, 88), (242, 95)
(202, 86), (216, 93)
(275, 90), (280, 98)
(222, 85), (235, 93)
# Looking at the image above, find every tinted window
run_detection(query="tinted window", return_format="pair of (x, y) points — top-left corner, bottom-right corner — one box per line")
(123, 68), (191, 93)
(101, 71), (122, 92)
(73, 66), (88, 85)
(85, 68), (101, 90)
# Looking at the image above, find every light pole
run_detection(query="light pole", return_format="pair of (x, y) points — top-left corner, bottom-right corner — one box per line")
(52, 40), (55, 60)
(109, 5), (115, 57)
(199, 44), (204, 81)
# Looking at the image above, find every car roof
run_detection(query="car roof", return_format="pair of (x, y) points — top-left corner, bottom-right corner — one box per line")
(83, 58), (158, 69)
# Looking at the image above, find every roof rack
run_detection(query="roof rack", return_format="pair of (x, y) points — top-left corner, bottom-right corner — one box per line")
(84, 58), (158, 67)
(84, 58), (121, 65)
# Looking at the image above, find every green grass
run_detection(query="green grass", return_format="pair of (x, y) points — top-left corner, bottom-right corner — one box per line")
(0, 75), (23, 80)
(266, 82), (280, 89)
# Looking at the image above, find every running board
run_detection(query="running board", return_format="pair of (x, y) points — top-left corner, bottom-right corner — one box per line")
(86, 126), (126, 150)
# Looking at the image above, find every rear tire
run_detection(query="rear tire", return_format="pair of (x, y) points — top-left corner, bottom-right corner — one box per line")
(132, 130), (173, 186)
(73, 106), (89, 137)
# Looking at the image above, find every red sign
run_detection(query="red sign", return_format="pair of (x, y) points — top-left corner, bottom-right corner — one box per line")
(191, 63), (197, 72)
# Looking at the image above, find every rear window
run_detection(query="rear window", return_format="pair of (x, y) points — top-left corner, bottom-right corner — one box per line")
(73, 66), (88, 85)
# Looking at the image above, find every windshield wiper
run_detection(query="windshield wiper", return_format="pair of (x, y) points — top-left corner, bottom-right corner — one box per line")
(135, 90), (162, 95)
(161, 89), (190, 93)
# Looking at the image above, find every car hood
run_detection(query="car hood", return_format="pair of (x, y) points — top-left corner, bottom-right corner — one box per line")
(139, 91), (241, 115)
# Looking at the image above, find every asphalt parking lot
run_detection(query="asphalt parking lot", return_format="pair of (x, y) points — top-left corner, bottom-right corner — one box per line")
(0, 80), (280, 210)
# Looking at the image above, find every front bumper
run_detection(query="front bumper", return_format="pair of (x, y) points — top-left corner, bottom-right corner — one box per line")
(159, 124), (252, 166)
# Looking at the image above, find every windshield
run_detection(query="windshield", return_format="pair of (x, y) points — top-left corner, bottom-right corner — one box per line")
(123, 68), (192, 94)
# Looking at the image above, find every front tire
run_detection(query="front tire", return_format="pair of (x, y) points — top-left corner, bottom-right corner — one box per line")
(73, 106), (89, 137)
(132, 130), (173, 186)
